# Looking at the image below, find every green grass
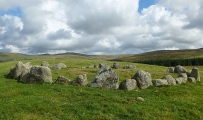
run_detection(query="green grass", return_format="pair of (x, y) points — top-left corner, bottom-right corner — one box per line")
(0, 59), (203, 119)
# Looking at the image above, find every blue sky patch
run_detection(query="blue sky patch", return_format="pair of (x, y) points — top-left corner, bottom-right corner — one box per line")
(0, 7), (22, 17)
(138, 0), (157, 13)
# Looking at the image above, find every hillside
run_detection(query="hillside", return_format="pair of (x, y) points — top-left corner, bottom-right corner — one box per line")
(115, 49), (203, 62)
(1, 48), (203, 63)
(0, 52), (131, 62)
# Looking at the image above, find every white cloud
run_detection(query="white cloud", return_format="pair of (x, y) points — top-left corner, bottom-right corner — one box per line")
(0, 0), (203, 55)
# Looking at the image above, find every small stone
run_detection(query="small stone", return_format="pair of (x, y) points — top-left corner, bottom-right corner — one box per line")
(137, 97), (145, 102)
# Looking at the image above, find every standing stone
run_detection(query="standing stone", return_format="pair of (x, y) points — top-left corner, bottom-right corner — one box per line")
(112, 62), (120, 69)
(175, 77), (183, 84)
(90, 65), (119, 89)
(167, 67), (174, 73)
(152, 79), (168, 87)
(178, 73), (188, 83)
(72, 74), (88, 86)
(123, 65), (136, 69)
(57, 63), (67, 68)
(8, 61), (31, 80)
(20, 66), (52, 84)
(174, 65), (187, 73)
(188, 77), (196, 83)
(186, 70), (192, 77)
(119, 79), (137, 90)
(55, 76), (71, 84)
(162, 75), (176, 85)
(190, 68), (200, 81)
(41, 61), (50, 67)
(99, 63), (106, 68)
(52, 63), (67, 70)
(132, 70), (152, 89)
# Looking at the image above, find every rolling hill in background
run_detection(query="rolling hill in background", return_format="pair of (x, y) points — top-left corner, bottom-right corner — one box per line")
(1, 48), (203, 63)
(114, 48), (203, 62)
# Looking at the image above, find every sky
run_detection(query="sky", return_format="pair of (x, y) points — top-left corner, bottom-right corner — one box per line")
(0, 0), (203, 55)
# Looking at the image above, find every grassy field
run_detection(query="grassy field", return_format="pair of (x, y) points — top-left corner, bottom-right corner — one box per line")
(0, 58), (203, 119)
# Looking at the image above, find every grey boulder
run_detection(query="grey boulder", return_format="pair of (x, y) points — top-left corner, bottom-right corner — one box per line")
(132, 70), (152, 89)
(167, 67), (174, 73)
(55, 76), (71, 84)
(152, 79), (168, 87)
(190, 67), (200, 81)
(20, 66), (52, 84)
(112, 62), (120, 69)
(119, 79), (137, 90)
(188, 77), (196, 83)
(178, 73), (188, 83)
(72, 74), (88, 86)
(7, 61), (31, 80)
(174, 65), (187, 73)
(90, 65), (119, 89)
(162, 75), (176, 85)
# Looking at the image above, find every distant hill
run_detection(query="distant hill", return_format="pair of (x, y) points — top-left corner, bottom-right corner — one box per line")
(1, 48), (203, 63)
(113, 49), (203, 62)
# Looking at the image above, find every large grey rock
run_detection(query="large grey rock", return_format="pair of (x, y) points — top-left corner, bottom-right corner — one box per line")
(20, 66), (52, 84)
(174, 65), (187, 73)
(41, 61), (50, 67)
(188, 77), (196, 83)
(90, 65), (119, 89)
(123, 65), (136, 69)
(152, 79), (168, 87)
(52, 65), (61, 70)
(99, 63), (106, 68)
(55, 76), (71, 84)
(167, 67), (174, 73)
(190, 68), (200, 81)
(162, 75), (176, 85)
(178, 73), (188, 83)
(132, 70), (152, 89)
(112, 62), (120, 69)
(186, 70), (192, 77)
(175, 77), (183, 84)
(52, 63), (67, 70)
(7, 61), (31, 80)
(72, 74), (88, 86)
(119, 79), (137, 90)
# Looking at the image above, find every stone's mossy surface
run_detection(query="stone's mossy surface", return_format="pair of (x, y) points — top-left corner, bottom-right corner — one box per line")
(55, 76), (71, 84)
(132, 70), (152, 89)
(72, 74), (88, 86)
(162, 75), (176, 85)
(119, 79), (137, 90)
(188, 77), (196, 83)
(167, 67), (174, 73)
(178, 73), (188, 83)
(112, 62), (120, 69)
(152, 79), (168, 87)
(91, 65), (119, 89)
(191, 68), (200, 81)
